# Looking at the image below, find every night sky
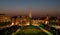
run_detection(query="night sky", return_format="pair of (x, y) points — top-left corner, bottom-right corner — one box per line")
(0, 0), (60, 16)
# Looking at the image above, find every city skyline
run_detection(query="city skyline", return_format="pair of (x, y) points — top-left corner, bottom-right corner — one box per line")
(0, 0), (60, 16)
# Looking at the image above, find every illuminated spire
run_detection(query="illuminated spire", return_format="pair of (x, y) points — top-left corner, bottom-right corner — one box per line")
(29, 8), (32, 25)
(29, 8), (32, 18)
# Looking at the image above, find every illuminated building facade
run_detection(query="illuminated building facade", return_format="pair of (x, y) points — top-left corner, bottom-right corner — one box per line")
(0, 14), (11, 22)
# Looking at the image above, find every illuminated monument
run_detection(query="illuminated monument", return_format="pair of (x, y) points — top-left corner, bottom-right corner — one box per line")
(29, 8), (32, 25)
(29, 8), (32, 18)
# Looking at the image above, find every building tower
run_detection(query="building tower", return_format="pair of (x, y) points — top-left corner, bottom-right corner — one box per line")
(45, 14), (49, 25)
(11, 18), (15, 26)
